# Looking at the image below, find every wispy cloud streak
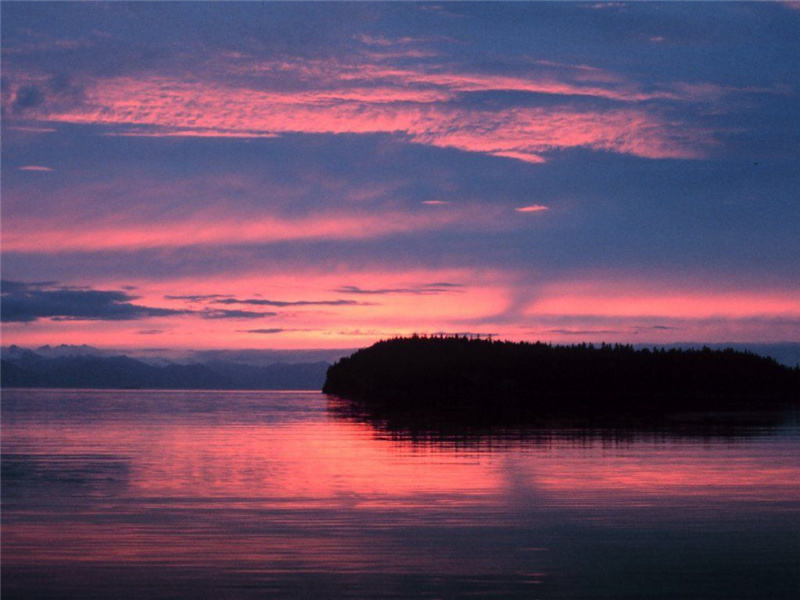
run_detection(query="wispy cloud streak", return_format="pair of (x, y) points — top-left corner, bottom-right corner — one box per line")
(214, 298), (364, 308)
(2, 210), (479, 253)
(167, 293), (365, 308)
(335, 283), (464, 295)
(18, 165), (54, 172)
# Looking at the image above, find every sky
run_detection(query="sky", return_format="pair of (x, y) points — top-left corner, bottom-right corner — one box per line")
(2, 1), (799, 352)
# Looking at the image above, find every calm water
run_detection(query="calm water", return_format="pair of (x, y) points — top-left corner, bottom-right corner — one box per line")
(2, 389), (799, 599)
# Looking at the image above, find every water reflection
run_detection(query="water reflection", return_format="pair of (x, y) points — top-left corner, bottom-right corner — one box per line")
(3, 389), (799, 599)
(326, 395), (800, 461)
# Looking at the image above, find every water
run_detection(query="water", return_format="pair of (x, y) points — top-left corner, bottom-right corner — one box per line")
(2, 389), (799, 599)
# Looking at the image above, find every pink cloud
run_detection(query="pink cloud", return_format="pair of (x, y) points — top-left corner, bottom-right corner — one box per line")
(489, 151), (547, 163)
(3, 54), (717, 161)
(17, 165), (54, 172)
(515, 205), (548, 213)
(331, 62), (678, 103)
(32, 78), (704, 160)
(2, 205), (501, 253)
(527, 285), (800, 320)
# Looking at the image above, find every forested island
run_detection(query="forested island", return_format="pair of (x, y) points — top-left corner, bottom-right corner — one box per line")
(323, 336), (799, 420)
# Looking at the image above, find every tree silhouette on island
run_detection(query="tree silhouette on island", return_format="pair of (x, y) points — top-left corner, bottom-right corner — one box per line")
(323, 336), (799, 420)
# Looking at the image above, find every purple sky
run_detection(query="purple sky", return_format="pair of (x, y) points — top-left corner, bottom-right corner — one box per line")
(2, 2), (799, 350)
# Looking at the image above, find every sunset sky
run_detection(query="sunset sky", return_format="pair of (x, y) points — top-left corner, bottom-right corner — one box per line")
(2, 1), (799, 351)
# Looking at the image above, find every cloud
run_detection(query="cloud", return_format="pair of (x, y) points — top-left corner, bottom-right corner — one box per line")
(165, 294), (235, 302)
(335, 282), (464, 295)
(418, 4), (467, 19)
(583, 2), (627, 9)
(355, 34), (448, 47)
(6, 126), (58, 133)
(329, 328), (406, 337)
(546, 329), (622, 335)
(11, 84), (45, 110)
(18, 165), (54, 172)
(515, 205), (549, 213)
(237, 327), (324, 335)
(520, 313), (800, 345)
(1, 280), (186, 323)
(8, 73), (86, 115)
(1, 281), (277, 323)
(101, 126), (281, 139)
(526, 285), (800, 320)
(2, 280), (59, 293)
(165, 293), (367, 308)
(2, 31), (96, 56)
(198, 308), (277, 320)
(2, 209), (477, 253)
(490, 151), (547, 163)
(2, 53), (716, 162)
(214, 297), (364, 307)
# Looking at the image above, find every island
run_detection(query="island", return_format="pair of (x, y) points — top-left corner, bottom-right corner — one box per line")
(323, 336), (799, 422)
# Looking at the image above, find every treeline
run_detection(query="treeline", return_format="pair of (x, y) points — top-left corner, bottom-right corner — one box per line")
(323, 335), (799, 413)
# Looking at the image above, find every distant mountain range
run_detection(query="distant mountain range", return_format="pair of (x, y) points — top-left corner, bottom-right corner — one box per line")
(1, 345), (330, 390)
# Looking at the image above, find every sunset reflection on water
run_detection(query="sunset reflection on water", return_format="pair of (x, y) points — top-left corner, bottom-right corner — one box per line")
(3, 389), (799, 599)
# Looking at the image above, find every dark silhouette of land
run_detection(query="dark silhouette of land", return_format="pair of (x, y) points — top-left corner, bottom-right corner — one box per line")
(323, 336), (800, 424)
(1, 345), (329, 390)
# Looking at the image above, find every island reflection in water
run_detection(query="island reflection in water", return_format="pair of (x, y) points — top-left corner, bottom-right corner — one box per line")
(2, 389), (799, 599)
